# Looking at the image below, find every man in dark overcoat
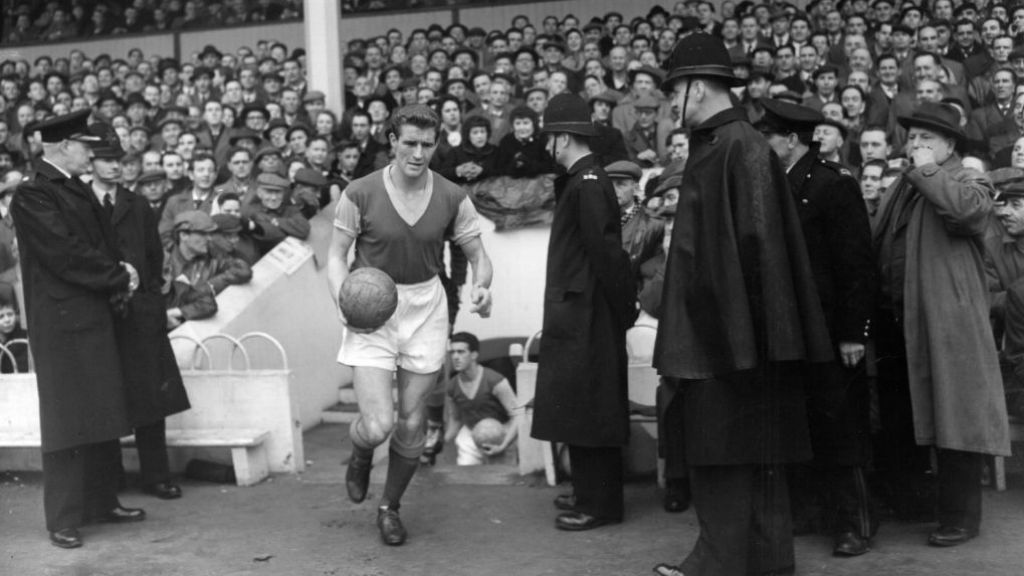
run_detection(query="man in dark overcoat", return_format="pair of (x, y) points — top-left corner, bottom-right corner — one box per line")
(530, 93), (637, 532)
(87, 122), (190, 500)
(756, 98), (878, 557)
(651, 36), (834, 576)
(10, 110), (146, 549)
(873, 102), (1010, 547)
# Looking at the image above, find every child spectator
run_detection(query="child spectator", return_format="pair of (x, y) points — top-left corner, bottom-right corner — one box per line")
(0, 294), (27, 373)
(443, 332), (518, 465)
(216, 192), (243, 217)
(437, 115), (496, 184)
(493, 105), (553, 178)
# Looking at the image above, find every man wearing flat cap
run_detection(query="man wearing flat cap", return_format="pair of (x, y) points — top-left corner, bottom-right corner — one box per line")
(11, 110), (146, 549)
(873, 102), (1009, 547)
(756, 98), (877, 557)
(163, 210), (252, 330)
(241, 172), (310, 256)
(531, 94), (637, 532)
(985, 168), (1024, 322)
(623, 94), (670, 168)
(88, 123), (190, 503)
(606, 160), (663, 274)
(651, 33), (833, 576)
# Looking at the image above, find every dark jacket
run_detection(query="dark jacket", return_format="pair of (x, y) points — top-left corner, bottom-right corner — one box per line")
(110, 186), (190, 428)
(531, 154), (637, 447)
(591, 122), (630, 166)
(654, 107), (833, 379)
(434, 142), (496, 185)
(493, 133), (555, 178)
(10, 160), (133, 452)
(787, 147), (875, 345)
(241, 199), (311, 256)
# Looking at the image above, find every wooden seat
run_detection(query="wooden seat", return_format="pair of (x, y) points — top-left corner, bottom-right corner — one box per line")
(121, 428), (271, 486)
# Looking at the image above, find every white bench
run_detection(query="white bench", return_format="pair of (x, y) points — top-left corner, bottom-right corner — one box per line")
(122, 428), (271, 486)
(0, 428), (271, 487)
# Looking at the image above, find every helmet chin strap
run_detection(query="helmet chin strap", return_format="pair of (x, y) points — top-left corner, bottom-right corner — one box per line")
(679, 79), (693, 129)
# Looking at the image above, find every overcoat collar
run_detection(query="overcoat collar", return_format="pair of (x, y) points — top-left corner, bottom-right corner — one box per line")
(691, 106), (748, 140)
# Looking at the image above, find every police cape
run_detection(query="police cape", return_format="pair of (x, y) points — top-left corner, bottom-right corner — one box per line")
(653, 107), (834, 465)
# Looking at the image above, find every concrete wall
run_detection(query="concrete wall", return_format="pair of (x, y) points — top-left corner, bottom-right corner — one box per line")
(170, 233), (350, 431)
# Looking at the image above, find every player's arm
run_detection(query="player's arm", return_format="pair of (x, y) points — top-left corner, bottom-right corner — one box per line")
(460, 236), (493, 317)
(327, 191), (359, 306)
(443, 391), (462, 443)
(486, 378), (519, 455)
(327, 227), (355, 311)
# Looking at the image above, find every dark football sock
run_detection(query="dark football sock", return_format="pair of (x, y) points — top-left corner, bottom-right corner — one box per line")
(380, 449), (419, 510)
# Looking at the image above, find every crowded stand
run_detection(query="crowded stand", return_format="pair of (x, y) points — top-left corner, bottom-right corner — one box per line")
(3, 0), (1024, 563)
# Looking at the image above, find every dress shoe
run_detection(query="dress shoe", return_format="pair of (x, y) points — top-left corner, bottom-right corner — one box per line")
(376, 507), (407, 546)
(97, 506), (146, 524)
(663, 480), (691, 513)
(928, 525), (977, 547)
(345, 454), (372, 504)
(49, 528), (82, 549)
(554, 511), (620, 531)
(143, 482), (182, 500)
(833, 531), (871, 556)
(553, 493), (576, 511)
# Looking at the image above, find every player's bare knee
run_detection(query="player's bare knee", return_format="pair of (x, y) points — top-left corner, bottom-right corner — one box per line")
(362, 413), (395, 445)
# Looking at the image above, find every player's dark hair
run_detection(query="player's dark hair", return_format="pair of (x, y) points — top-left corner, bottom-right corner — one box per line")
(451, 332), (480, 352)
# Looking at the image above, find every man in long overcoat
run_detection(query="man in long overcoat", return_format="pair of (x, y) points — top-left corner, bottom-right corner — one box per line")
(88, 122), (190, 500)
(10, 110), (146, 549)
(873, 102), (1010, 547)
(756, 99), (878, 557)
(531, 93), (637, 532)
(651, 36), (834, 576)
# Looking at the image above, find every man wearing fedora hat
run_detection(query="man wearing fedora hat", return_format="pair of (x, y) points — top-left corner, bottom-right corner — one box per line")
(652, 33), (833, 576)
(531, 93), (637, 532)
(873, 102), (1010, 547)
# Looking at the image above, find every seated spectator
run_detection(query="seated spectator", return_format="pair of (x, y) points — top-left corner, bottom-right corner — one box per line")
(210, 213), (259, 266)
(254, 145), (285, 177)
(164, 211), (253, 329)
(215, 147), (257, 203)
(216, 192), (243, 217)
(0, 293), (27, 374)
(624, 94), (668, 168)
(437, 116), (496, 185)
(292, 167), (330, 213)
(332, 140), (361, 188)
(859, 158), (887, 218)
(493, 105), (553, 178)
(242, 173), (311, 255)
(159, 153), (219, 248)
(443, 332), (519, 466)
(136, 170), (170, 215)
(606, 160), (664, 274)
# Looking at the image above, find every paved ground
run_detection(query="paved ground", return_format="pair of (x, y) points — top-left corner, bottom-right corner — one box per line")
(2, 424), (1024, 576)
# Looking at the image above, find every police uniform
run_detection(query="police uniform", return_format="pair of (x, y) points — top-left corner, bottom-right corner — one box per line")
(532, 94), (637, 531)
(757, 98), (878, 554)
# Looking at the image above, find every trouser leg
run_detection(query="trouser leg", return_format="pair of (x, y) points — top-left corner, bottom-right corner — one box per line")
(874, 313), (933, 517)
(83, 440), (121, 518)
(658, 378), (689, 482)
(682, 464), (754, 576)
(567, 445), (624, 521)
(831, 465), (877, 538)
(43, 446), (87, 532)
(135, 419), (171, 486)
(936, 449), (983, 533)
(747, 465), (795, 574)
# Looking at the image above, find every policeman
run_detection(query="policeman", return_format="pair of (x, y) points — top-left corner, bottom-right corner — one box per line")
(531, 94), (637, 532)
(753, 97), (878, 556)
